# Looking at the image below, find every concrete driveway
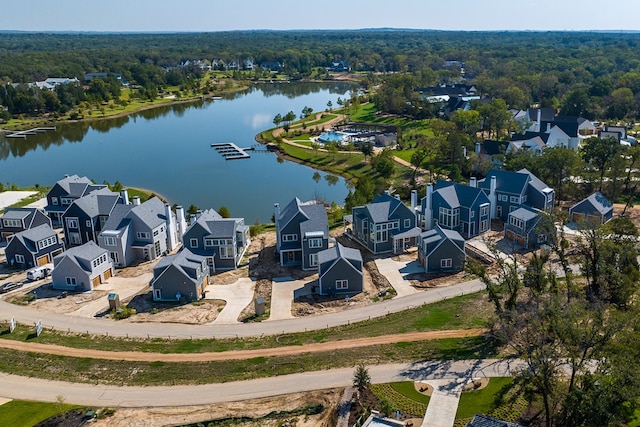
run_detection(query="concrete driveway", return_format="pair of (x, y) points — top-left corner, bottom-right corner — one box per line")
(209, 278), (255, 324)
(374, 258), (421, 297)
(70, 273), (153, 318)
(268, 277), (312, 321)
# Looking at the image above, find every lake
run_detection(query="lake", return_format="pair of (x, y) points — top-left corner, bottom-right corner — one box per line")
(0, 82), (354, 223)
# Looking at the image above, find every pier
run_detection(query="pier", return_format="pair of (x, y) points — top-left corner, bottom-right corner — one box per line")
(211, 142), (253, 160)
(5, 127), (57, 138)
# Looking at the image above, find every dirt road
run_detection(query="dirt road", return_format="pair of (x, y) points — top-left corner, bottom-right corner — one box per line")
(0, 328), (486, 362)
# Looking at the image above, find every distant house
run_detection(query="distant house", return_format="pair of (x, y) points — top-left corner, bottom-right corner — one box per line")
(45, 175), (107, 226)
(328, 60), (350, 72)
(84, 72), (124, 84)
(261, 61), (282, 72)
(466, 414), (524, 427)
(569, 192), (614, 225)
(417, 225), (466, 273)
(51, 241), (113, 291)
(275, 198), (329, 270)
(0, 207), (51, 242)
(317, 243), (363, 295)
(478, 169), (554, 220)
(62, 187), (122, 247)
(182, 209), (250, 273)
(524, 109), (596, 150)
(150, 249), (209, 302)
(349, 192), (420, 255)
(504, 206), (549, 249)
(98, 197), (180, 268)
(33, 77), (79, 91)
(5, 224), (64, 268)
(420, 180), (491, 239)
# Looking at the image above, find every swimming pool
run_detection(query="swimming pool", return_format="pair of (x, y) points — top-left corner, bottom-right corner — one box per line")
(318, 131), (348, 143)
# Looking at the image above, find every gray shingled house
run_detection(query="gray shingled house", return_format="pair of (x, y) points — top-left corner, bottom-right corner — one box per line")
(568, 192), (613, 226)
(504, 206), (550, 249)
(0, 207), (51, 242)
(417, 225), (466, 273)
(150, 249), (209, 302)
(5, 224), (65, 268)
(349, 192), (420, 255)
(183, 209), (250, 273)
(51, 241), (114, 291)
(45, 174), (107, 226)
(62, 187), (122, 247)
(98, 197), (175, 268)
(275, 198), (329, 270)
(317, 243), (363, 295)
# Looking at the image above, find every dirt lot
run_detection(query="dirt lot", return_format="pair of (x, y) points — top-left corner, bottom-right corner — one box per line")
(92, 388), (342, 427)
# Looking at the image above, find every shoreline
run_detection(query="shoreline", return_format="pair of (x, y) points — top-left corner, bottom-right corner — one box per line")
(126, 186), (171, 205)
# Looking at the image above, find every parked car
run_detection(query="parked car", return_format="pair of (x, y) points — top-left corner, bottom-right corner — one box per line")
(0, 282), (23, 293)
(26, 266), (51, 281)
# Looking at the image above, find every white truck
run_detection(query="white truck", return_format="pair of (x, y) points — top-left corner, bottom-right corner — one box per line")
(26, 266), (51, 281)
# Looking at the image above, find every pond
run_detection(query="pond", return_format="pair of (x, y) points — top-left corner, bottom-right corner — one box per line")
(0, 82), (354, 223)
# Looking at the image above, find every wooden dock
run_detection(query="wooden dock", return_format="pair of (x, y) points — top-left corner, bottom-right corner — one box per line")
(6, 127), (56, 138)
(211, 142), (253, 160)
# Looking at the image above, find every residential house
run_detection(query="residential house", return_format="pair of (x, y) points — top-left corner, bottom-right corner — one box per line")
(182, 208), (250, 273)
(507, 132), (549, 154)
(420, 180), (491, 239)
(328, 60), (350, 72)
(98, 196), (181, 268)
(51, 241), (113, 291)
(569, 192), (614, 225)
(0, 207), (51, 242)
(349, 192), (420, 255)
(62, 187), (122, 247)
(5, 224), (64, 268)
(317, 243), (363, 295)
(150, 249), (209, 302)
(525, 109), (596, 150)
(33, 77), (79, 91)
(466, 414), (524, 427)
(45, 174), (107, 225)
(503, 206), (549, 249)
(417, 225), (466, 273)
(478, 169), (554, 220)
(275, 198), (329, 270)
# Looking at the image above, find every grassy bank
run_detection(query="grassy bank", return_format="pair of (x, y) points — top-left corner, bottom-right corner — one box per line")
(0, 400), (82, 427)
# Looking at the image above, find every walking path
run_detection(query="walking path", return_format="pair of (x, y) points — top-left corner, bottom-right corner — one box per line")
(209, 278), (255, 324)
(336, 386), (355, 427)
(375, 258), (422, 298)
(421, 378), (469, 427)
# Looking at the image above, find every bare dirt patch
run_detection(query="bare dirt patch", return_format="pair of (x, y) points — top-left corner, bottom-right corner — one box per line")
(122, 291), (226, 324)
(92, 388), (342, 427)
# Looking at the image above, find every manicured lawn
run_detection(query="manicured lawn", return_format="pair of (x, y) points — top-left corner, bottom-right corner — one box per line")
(370, 381), (430, 417)
(0, 400), (81, 427)
(456, 377), (514, 419)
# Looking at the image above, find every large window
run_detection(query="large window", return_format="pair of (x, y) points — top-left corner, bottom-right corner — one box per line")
(219, 246), (234, 259)
(309, 253), (318, 267)
(3, 219), (21, 228)
(308, 238), (323, 248)
(69, 233), (81, 245)
(375, 229), (388, 243)
(37, 236), (57, 250)
(336, 279), (348, 290)
(480, 204), (489, 217)
(103, 236), (117, 246)
(282, 234), (298, 242)
(66, 218), (79, 229)
(510, 196), (520, 203)
(136, 231), (150, 239)
(438, 207), (460, 228)
(61, 197), (73, 206)
(110, 252), (119, 263)
(510, 216), (524, 229)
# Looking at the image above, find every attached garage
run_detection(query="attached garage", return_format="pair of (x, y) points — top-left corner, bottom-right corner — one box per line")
(104, 269), (112, 280)
(36, 254), (50, 266)
(569, 192), (613, 226)
(92, 275), (102, 287)
(571, 212), (585, 223)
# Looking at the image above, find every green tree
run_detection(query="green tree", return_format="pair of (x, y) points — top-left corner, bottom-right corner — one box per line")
(273, 113), (282, 128)
(371, 148), (395, 179)
(581, 137), (621, 191)
(352, 364), (371, 393)
(217, 206), (231, 218)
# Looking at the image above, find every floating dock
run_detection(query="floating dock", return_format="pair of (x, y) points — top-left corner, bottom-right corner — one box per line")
(5, 127), (56, 138)
(211, 142), (253, 160)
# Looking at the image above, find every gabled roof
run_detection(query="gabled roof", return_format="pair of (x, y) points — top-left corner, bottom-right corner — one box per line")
(571, 191), (613, 215)
(362, 193), (406, 224)
(278, 198), (328, 237)
(277, 198), (309, 230)
(8, 224), (57, 253)
(188, 208), (243, 238)
(1, 207), (44, 228)
(54, 241), (107, 272)
(318, 242), (362, 265)
(420, 225), (465, 255)
(478, 169), (530, 195)
(517, 168), (552, 193)
(69, 188), (121, 218)
(154, 248), (205, 283)
(434, 180), (487, 209)
(527, 107), (555, 122)
(508, 205), (540, 222)
(510, 131), (550, 144)
(129, 197), (166, 229)
(54, 175), (103, 197)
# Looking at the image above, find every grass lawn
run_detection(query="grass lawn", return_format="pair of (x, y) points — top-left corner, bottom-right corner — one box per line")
(0, 400), (81, 427)
(370, 381), (430, 417)
(454, 377), (528, 426)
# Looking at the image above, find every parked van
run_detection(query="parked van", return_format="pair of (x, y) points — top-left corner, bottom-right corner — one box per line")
(27, 266), (51, 281)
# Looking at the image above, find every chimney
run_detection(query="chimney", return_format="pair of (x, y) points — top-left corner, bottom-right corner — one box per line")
(189, 214), (197, 225)
(462, 146), (467, 158)
(424, 183), (433, 230)
(546, 122), (551, 132)
(395, 194), (401, 200)
(121, 189), (130, 205)
(176, 206), (187, 241)
(165, 204), (178, 251)
(535, 109), (541, 132)
(274, 203), (281, 252)
(196, 210), (203, 219)
(411, 190), (418, 212)
(132, 196), (141, 206)
(384, 190), (391, 196)
(489, 175), (497, 219)
(475, 142), (481, 156)
(469, 177), (477, 188)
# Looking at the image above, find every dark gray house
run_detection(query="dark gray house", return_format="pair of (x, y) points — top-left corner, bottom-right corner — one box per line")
(62, 187), (122, 247)
(275, 198), (329, 270)
(349, 192), (420, 255)
(504, 206), (548, 249)
(417, 225), (465, 273)
(150, 249), (209, 302)
(466, 414), (525, 427)
(420, 180), (491, 239)
(97, 197), (175, 268)
(0, 207), (51, 242)
(5, 224), (64, 268)
(317, 243), (363, 295)
(568, 192), (614, 225)
(45, 175), (107, 226)
(51, 241), (113, 291)
(183, 209), (250, 273)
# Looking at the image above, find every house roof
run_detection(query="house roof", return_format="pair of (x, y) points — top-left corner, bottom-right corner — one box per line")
(101, 197), (166, 235)
(420, 225), (465, 245)
(517, 168), (552, 193)
(482, 140), (509, 156)
(317, 242), (362, 265)
(571, 191), (613, 215)
(278, 198), (328, 237)
(434, 180), (487, 208)
(510, 131), (550, 144)
(467, 414), (524, 427)
(54, 175), (103, 197)
(54, 241), (107, 272)
(509, 205), (539, 222)
(527, 107), (555, 122)
(154, 248), (205, 283)
(2, 208), (34, 220)
(363, 193), (406, 224)
(478, 169), (530, 195)
(8, 224), (57, 253)
(70, 188), (121, 218)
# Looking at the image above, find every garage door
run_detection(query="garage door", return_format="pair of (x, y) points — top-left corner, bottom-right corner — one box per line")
(92, 275), (102, 287)
(37, 254), (49, 266)
(104, 269), (112, 280)
(51, 249), (63, 258)
(571, 212), (585, 223)
(517, 236), (526, 246)
(505, 230), (516, 241)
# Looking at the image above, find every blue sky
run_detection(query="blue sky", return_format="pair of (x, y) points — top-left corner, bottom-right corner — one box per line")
(1, 0), (638, 32)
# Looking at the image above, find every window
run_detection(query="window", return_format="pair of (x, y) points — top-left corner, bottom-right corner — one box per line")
(375, 229), (388, 243)
(309, 253), (318, 267)
(86, 220), (91, 228)
(441, 258), (453, 268)
(480, 205), (489, 217)
(438, 207), (460, 228)
(282, 234), (298, 242)
(190, 238), (198, 248)
(510, 216), (524, 229)
(204, 238), (217, 247)
(66, 277), (77, 285)
(497, 206), (502, 218)
(362, 219), (368, 233)
(51, 197), (59, 206)
(470, 210), (475, 219)
(153, 289), (161, 300)
(522, 195), (527, 202)
(404, 218), (411, 228)
(207, 257), (215, 266)
(510, 196), (520, 203)
(3, 219), (21, 228)
(66, 218), (79, 229)
(136, 232), (150, 239)
(538, 234), (547, 243)
(480, 220), (488, 232)
(336, 279), (348, 290)
(103, 236), (117, 246)
(61, 197), (73, 206)
(308, 238), (323, 248)
(219, 246), (234, 259)
(15, 254), (25, 263)
(391, 220), (400, 229)
(110, 252), (119, 263)
(69, 233), (81, 245)
(153, 229), (159, 237)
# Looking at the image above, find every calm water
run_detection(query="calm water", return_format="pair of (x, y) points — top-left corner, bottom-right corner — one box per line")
(0, 83), (354, 223)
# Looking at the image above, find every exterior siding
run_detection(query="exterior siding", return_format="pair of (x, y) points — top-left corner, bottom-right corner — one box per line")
(422, 240), (465, 273)
(5, 235), (64, 269)
(318, 258), (363, 295)
(152, 265), (201, 302)
(301, 236), (328, 270)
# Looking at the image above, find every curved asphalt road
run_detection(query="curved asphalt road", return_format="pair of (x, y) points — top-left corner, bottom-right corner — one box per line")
(0, 358), (523, 407)
(0, 279), (484, 339)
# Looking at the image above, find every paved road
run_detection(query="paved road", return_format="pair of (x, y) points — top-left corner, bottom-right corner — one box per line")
(0, 279), (484, 339)
(0, 359), (524, 407)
